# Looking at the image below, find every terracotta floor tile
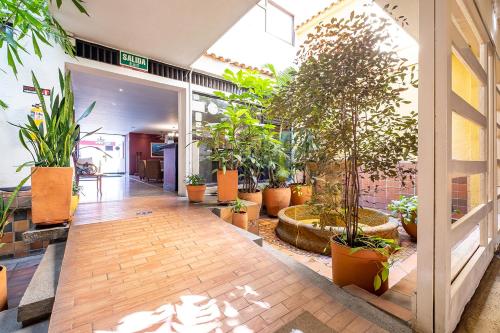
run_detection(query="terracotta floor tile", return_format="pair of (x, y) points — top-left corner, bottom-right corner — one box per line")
(47, 195), (386, 333)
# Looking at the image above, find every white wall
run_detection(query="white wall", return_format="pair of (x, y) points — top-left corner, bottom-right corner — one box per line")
(198, 2), (296, 72)
(0, 40), (71, 187)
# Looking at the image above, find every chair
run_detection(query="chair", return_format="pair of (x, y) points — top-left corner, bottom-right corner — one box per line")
(138, 160), (146, 180)
(75, 158), (103, 195)
(145, 160), (163, 182)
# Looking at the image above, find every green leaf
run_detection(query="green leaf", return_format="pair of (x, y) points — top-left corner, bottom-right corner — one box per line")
(373, 274), (382, 291)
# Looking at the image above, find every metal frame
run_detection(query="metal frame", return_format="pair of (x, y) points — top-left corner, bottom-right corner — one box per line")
(417, 1), (499, 331)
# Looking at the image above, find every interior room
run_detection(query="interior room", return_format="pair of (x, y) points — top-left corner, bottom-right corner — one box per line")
(72, 69), (179, 203)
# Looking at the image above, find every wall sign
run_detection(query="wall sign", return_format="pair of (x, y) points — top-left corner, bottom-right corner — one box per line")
(23, 85), (51, 96)
(120, 51), (149, 72)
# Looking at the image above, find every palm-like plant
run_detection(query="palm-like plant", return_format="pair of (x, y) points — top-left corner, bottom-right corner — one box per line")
(0, 175), (30, 248)
(11, 70), (98, 168)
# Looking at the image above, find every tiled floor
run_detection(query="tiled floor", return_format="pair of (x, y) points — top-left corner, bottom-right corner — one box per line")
(0, 255), (42, 308)
(49, 195), (390, 333)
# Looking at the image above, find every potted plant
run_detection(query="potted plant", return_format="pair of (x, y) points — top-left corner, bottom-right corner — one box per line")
(185, 174), (206, 203)
(263, 166), (291, 217)
(388, 195), (418, 240)
(12, 70), (99, 225)
(70, 181), (82, 217)
(289, 129), (318, 205)
(270, 10), (417, 294)
(231, 199), (248, 230)
(0, 177), (30, 310)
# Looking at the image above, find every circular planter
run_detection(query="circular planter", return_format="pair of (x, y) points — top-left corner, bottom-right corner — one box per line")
(402, 221), (417, 240)
(0, 265), (7, 311)
(217, 170), (238, 203)
(232, 212), (248, 230)
(277, 205), (399, 255)
(331, 239), (389, 295)
(290, 184), (312, 206)
(186, 184), (206, 203)
(263, 187), (291, 217)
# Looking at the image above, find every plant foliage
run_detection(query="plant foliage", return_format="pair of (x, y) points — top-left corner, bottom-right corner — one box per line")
(388, 195), (418, 225)
(270, 11), (418, 247)
(0, 0), (88, 108)
(185, 174), (205, 186)
(0, 174), (30, 247)
(11, 70), (99, 168)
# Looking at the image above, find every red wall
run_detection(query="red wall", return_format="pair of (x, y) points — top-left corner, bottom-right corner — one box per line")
(128, 133), (163, 175)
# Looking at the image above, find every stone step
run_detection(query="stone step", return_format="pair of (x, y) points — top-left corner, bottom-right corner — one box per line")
(343, 284), (413, 325)
(0, 307), (48, 333)
(17, 242), (66, 326)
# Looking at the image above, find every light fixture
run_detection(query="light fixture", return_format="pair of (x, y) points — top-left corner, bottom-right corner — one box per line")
(119, 88), (124, 92)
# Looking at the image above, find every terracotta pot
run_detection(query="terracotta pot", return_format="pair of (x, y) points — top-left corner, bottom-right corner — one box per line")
(331, 239), (389, 296)
(217, 170), (238, 203)
(70, 195), (79, 217)
(264, 187), (291, 217)
(186, 185), (206, 203)
(232, 212), (248, 230)
(0, 265), (7, 311)
(31, 167), (73, 225)
(402, 221), (417, 240)
(238, 190), (262, 205)
(290, 184), (312, 206)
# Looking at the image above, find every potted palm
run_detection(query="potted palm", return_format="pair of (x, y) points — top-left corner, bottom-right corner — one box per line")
(271, 11), (417, 294)
(185, 174), (206, 203)
(0, 176), (30, 310)
(12, 70), (98, 224)
(388, 196), (418, 240)
(231, 199), (248, 230)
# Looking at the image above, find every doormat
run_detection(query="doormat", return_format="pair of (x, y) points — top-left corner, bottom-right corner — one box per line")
(273, 311), (335, 333)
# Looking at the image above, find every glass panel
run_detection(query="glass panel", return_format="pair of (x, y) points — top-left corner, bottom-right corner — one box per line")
(452, 112), (485, 161)
(451, 223), (480, 280)
(191, 93), (228, 186)
(266, 2), (294, 44)
(451, 53), (481, 111)
(451, 173), (485, 221)
(79, 133), (125, 174)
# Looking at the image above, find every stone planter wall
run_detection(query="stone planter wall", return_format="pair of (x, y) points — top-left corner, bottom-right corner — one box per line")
(0, 190), (48, 260)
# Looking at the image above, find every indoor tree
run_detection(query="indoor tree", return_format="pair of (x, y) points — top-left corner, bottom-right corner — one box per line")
(271, 10), (417, 290)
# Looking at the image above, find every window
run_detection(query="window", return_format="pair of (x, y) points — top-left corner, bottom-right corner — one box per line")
(260, 0), (295, 45)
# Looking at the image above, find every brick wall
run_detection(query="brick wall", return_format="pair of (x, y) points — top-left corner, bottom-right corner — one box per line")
(0, 190), (48, 260)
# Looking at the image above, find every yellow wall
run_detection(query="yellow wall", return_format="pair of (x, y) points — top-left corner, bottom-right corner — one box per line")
(451, 53), (484, 208)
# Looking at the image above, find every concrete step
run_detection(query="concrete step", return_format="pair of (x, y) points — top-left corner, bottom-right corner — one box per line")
(0, 307), (48, 333)
(17, 242), (66, 326)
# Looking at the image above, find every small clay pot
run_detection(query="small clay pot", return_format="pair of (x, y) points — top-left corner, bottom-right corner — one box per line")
(232, 212), (248, 230)
(290, 184), (312, 206)
(186, 185), (206, 203)
(238, 190), (262, 206)
(331, 239), (389, 296)
(0, 265), (7, 311)
(217, 170), (238, 203)
(264, 187), (291, 217)
(402, 221), (417, 240)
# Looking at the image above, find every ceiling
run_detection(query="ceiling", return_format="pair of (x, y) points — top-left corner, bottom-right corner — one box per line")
(51, 0), (259, 67)
(73, 71), (178, 135)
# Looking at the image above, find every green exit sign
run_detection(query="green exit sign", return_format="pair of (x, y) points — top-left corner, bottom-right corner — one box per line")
(120, 51), (148, 72)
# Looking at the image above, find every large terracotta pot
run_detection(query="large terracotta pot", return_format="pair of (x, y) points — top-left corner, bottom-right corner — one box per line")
(217, 170), (238, 203)
(186, 185), (206, 203)
(402, 221), (417, 240)
(238, 190), (262, 206)
(232, 212), (248, 230)
(331, 239), (389, 296)
(0, 265), (7, 311)
(31, 167), (73, 225)
(290, 184), (312, 206)
(264, 187), (291, 217)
